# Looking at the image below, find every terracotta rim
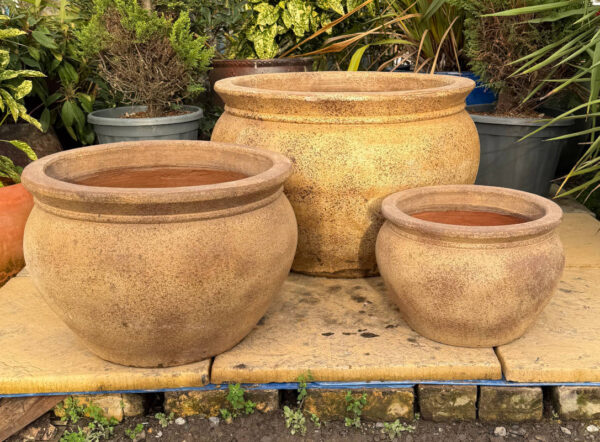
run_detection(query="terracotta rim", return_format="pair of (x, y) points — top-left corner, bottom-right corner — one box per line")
(381, 185), (563, 240)
(215, 72), (474, 122)
(21, 140), (292, 219)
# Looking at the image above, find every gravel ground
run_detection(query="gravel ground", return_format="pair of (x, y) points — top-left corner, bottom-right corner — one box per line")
(10, 410), (600, 442)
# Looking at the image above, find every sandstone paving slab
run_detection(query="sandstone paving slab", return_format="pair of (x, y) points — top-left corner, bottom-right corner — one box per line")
(211, 274), (502, 383)
(0, 277), (210, 395)
(497, 268), (600, 383)
(559, 213), (600, 269)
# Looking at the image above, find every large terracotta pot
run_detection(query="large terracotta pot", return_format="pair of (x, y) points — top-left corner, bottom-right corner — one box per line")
(21, 140), (297, 367)
(0, 184), (33, 286)
(212, 72), (480, 277)
(208, 58), (313, 107)
(376, 185), (564, 347)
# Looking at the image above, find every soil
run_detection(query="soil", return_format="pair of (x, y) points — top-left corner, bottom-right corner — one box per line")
(73, 167), (247, 188)
(9, 408), (600, 442)
(119, 110), (191, 119)
(411, 210), (528, 227)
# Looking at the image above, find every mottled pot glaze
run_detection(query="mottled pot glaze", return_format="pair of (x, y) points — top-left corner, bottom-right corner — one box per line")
(0, 184), (33, 286)
(21, 141), (297, 367)
(376, 185), (564, 347)
(212, 72), (479, 277)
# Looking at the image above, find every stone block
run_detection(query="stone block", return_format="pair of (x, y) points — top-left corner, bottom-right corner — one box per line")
(552, 386), (600, 420)
(303, 388), (414, 422)
(164, 389), (278, 417)
(54, 393), (144, 422)
(418, 384), (477, 422)
(479, 387), (543, 422)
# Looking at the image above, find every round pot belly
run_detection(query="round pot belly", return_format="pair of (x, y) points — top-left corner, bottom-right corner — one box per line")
(0, 184), (33, 286)
(212, 72), (480, 277)
(21, 141), (297, 367)
(376, 185), (564, 347)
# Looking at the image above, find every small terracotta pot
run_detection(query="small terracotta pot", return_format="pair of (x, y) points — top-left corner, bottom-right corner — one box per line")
(376, 185), (564, 347)
(0, 183), (33, 286)
(21, 141), (298, 367)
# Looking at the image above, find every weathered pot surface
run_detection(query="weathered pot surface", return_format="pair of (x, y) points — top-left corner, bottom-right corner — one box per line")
(212, 72), (479, 277)
(376, 185), (564, 347)
(21, 140), (297, 367)
(0, 183), (33, 287)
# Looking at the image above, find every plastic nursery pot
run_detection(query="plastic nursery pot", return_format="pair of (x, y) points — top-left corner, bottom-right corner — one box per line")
(87, 105), (204, 144)
(212, 72), (480, 277)
(468, 104), (575, 196)
(21, 140), (298, 367)
(0, 183), (33, 287)
(376, 185), (564, 347)
(208, 58), (313, 107)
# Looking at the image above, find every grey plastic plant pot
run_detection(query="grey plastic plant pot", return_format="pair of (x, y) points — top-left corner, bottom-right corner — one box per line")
(468, 105), (574, 196)
(87, 105), (203, 144)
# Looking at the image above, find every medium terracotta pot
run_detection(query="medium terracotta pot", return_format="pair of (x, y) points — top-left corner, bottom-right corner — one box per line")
(208, 58), (313, 107)
(376, 185), (564, 347)
(21, 140), (297, 367)
(0, 184), (33, 286)
(212, 72), (480, 277)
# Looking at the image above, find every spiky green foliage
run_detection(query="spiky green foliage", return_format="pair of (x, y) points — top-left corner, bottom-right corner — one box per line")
(456, 0), (574, 114)
(78, 0), (213, 116)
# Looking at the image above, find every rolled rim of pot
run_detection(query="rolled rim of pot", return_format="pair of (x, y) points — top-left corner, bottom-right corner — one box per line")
(467, 104), (574, 127)
(21, 140), (292, 223)
(87, 106), (203, 127)
(214, 72), (475, 123)
(381, 184), (563, 242)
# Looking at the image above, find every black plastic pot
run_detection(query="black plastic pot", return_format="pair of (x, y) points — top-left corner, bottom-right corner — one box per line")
(468, 105), (574, 196)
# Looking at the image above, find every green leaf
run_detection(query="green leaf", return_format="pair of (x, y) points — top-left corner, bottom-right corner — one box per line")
(6, 140), (38, 161)
(61, 100), (75, 127)
(28, 46), (41, 61)
(58, 62), (78, 85)
(40, 108), (50, 132)
(45, 92), (62, 106)
(76, 93), (93, 113)
(254, 3), (280, 27)
(13, 80), (32, 100)
(0, 50), (9, 70)
(0, 28), (26, 39)
(31, 30), (58, 49)
(0, 89), (19, 121)
(484, 1), (573, 17)
(317, 0), (345, 15)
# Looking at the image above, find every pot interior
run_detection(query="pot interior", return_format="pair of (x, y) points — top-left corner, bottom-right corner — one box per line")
(410, 210), (529, 227)
(44, 142), (272, 189)
(231, 72), (453, 94)
(73, 167), (247, 189)
(397, 189), (550, 226)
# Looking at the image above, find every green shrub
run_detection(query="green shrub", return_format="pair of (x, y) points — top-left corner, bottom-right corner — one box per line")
(78, 0), (213, 117)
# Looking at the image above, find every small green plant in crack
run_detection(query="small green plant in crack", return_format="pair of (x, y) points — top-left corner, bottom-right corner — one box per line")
(310, 412), (321, 429)
(283, 406), (306, 436)
(57, 397), (86, 424)
(283, 371), (314, 436)
(382, 420), (415, 440)
(344, 391), (367, 428)
(59, 399), (119, 442)
(219, 383), (256, 422)
(125, 423), (144, 440)
(155, 411), (175, 428)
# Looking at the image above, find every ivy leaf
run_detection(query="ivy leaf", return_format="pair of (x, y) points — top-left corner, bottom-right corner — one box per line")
(31, 30), (58, 49)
